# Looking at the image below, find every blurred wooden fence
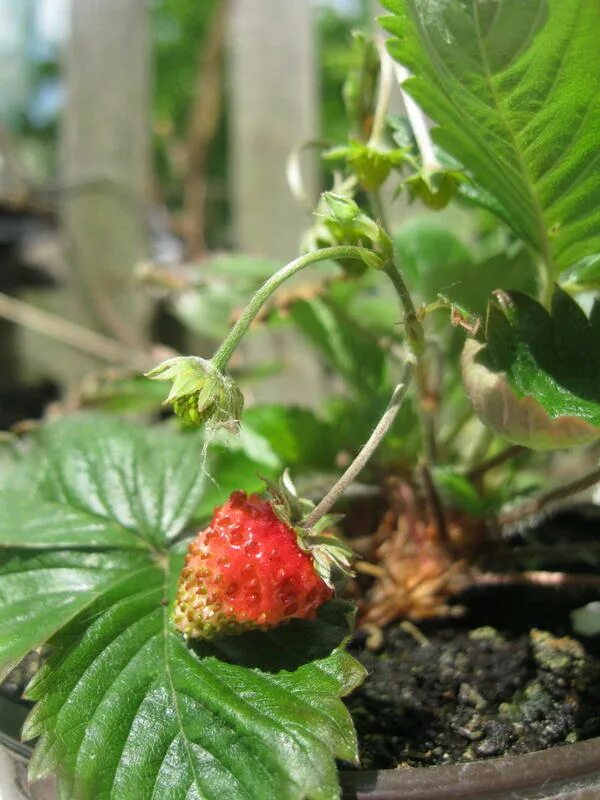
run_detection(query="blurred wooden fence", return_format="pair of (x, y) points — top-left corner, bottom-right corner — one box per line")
(7, 0), (388, 404)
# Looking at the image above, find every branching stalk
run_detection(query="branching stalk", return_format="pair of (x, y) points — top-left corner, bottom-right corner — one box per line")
(302, 372), (412, 529)
(211, 246), (376, 371)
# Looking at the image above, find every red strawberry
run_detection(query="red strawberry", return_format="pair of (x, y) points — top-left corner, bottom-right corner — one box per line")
(174, 490), (336, 639)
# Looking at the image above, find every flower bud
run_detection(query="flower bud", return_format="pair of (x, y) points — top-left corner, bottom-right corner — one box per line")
(146, 356), (244, 432)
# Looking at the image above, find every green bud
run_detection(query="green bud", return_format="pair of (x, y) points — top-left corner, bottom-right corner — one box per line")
(322, 192), (360, 223)
(145, 356), (244, 432)
(406, 168), (461, 210)
(346, 142), (392, 191)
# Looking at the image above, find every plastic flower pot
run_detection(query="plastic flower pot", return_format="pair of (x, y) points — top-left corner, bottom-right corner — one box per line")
(3, 692), (600, 800)
(340, 738), (600, 799)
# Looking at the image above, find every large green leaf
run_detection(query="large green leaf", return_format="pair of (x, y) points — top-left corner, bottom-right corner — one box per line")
(382, 0), (600, 275)
(290, 296), (387, 394)
(0, 417), (364, 800)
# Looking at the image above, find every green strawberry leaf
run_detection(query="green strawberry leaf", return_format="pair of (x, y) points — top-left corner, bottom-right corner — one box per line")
(0, 416), (364, 800)
(382, 0), (600, 275)
(289, 296), (387, 395)
(395, 217), (539, 315)
(482, 288), (600, 424)
(462, 287), (600, 448)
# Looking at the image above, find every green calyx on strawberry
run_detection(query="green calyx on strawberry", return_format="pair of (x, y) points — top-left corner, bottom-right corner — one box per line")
(145, 355), (243, 431)
(174, 479), (353, 640)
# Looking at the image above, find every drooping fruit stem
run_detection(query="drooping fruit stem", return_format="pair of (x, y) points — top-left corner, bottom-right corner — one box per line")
(211, 245), (377, 371)
(302, 371), (412, 529)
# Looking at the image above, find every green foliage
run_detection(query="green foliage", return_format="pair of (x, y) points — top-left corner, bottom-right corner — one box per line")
(396, 218), (539, 315)
(318, 3), (373, 143)
(433, 467), (498, 516)
(382, 0), (600, 276)
(290, 296), (388, 395)
(171, 254), (279, 340)
(0, 417), (364, 800)
(480, 287), (600, 427)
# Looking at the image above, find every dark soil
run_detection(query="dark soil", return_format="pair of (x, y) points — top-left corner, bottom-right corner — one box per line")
(346, 582), (600, 769)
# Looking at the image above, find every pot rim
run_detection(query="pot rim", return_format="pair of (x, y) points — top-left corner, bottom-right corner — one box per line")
(340, 737), (600, 799)
(3, 693), (600, 799)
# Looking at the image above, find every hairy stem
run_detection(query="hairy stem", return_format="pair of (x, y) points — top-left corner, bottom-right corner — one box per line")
(499, 464), (600, 527)
(211, 245), (375, 371)
(382, 262), (424, 355)
(383, 250), (439, 470)
(302, 372), (412, 528)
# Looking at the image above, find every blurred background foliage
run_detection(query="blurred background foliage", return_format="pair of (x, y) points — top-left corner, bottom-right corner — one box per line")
(1, 0), (371, 246)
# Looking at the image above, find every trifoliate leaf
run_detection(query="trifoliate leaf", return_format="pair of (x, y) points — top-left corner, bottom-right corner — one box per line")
(382, 0), (600, 275)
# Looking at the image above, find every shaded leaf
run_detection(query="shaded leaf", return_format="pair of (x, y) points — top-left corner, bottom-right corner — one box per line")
(172, 254), (278, 340)
(462, 288), (600, 448)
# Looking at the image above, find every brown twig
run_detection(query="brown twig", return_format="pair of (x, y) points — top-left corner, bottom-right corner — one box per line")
(181, 0), (228, 256)
(0, 291), (155, 371)
(475, 570), (600, 591)
(499, 464), (600, 527)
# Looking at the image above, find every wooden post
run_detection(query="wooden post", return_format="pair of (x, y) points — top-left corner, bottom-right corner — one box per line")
(228, 0), (325, 405)
(229, 0), (317, 261)
(21, 0), (152, 384)
(61, 0), (151, 344)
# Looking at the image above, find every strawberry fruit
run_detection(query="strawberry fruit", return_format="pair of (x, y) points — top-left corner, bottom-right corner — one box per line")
(174, 490), (337, 639)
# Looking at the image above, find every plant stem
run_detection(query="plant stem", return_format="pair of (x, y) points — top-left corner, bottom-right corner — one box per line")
(369, 188), (389, 231)
(211, 245), (375, 371)
(467, 444), (525, 482)
(302, 372), (412, 529)
(383, 259), (438, 468)
(369, 37), (394, 150)
(393, 63), (440, 171)
(475, 570), (600, 591)
(382, 261), (424, 355)
(499, 464), (600, 527)
(419, 461), (448, 543)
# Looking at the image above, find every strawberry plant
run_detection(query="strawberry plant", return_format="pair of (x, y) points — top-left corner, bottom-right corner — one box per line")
(1, 1), (600, 798)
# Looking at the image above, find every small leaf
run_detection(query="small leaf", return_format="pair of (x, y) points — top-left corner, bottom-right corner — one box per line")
(433, 467), (488, 516)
